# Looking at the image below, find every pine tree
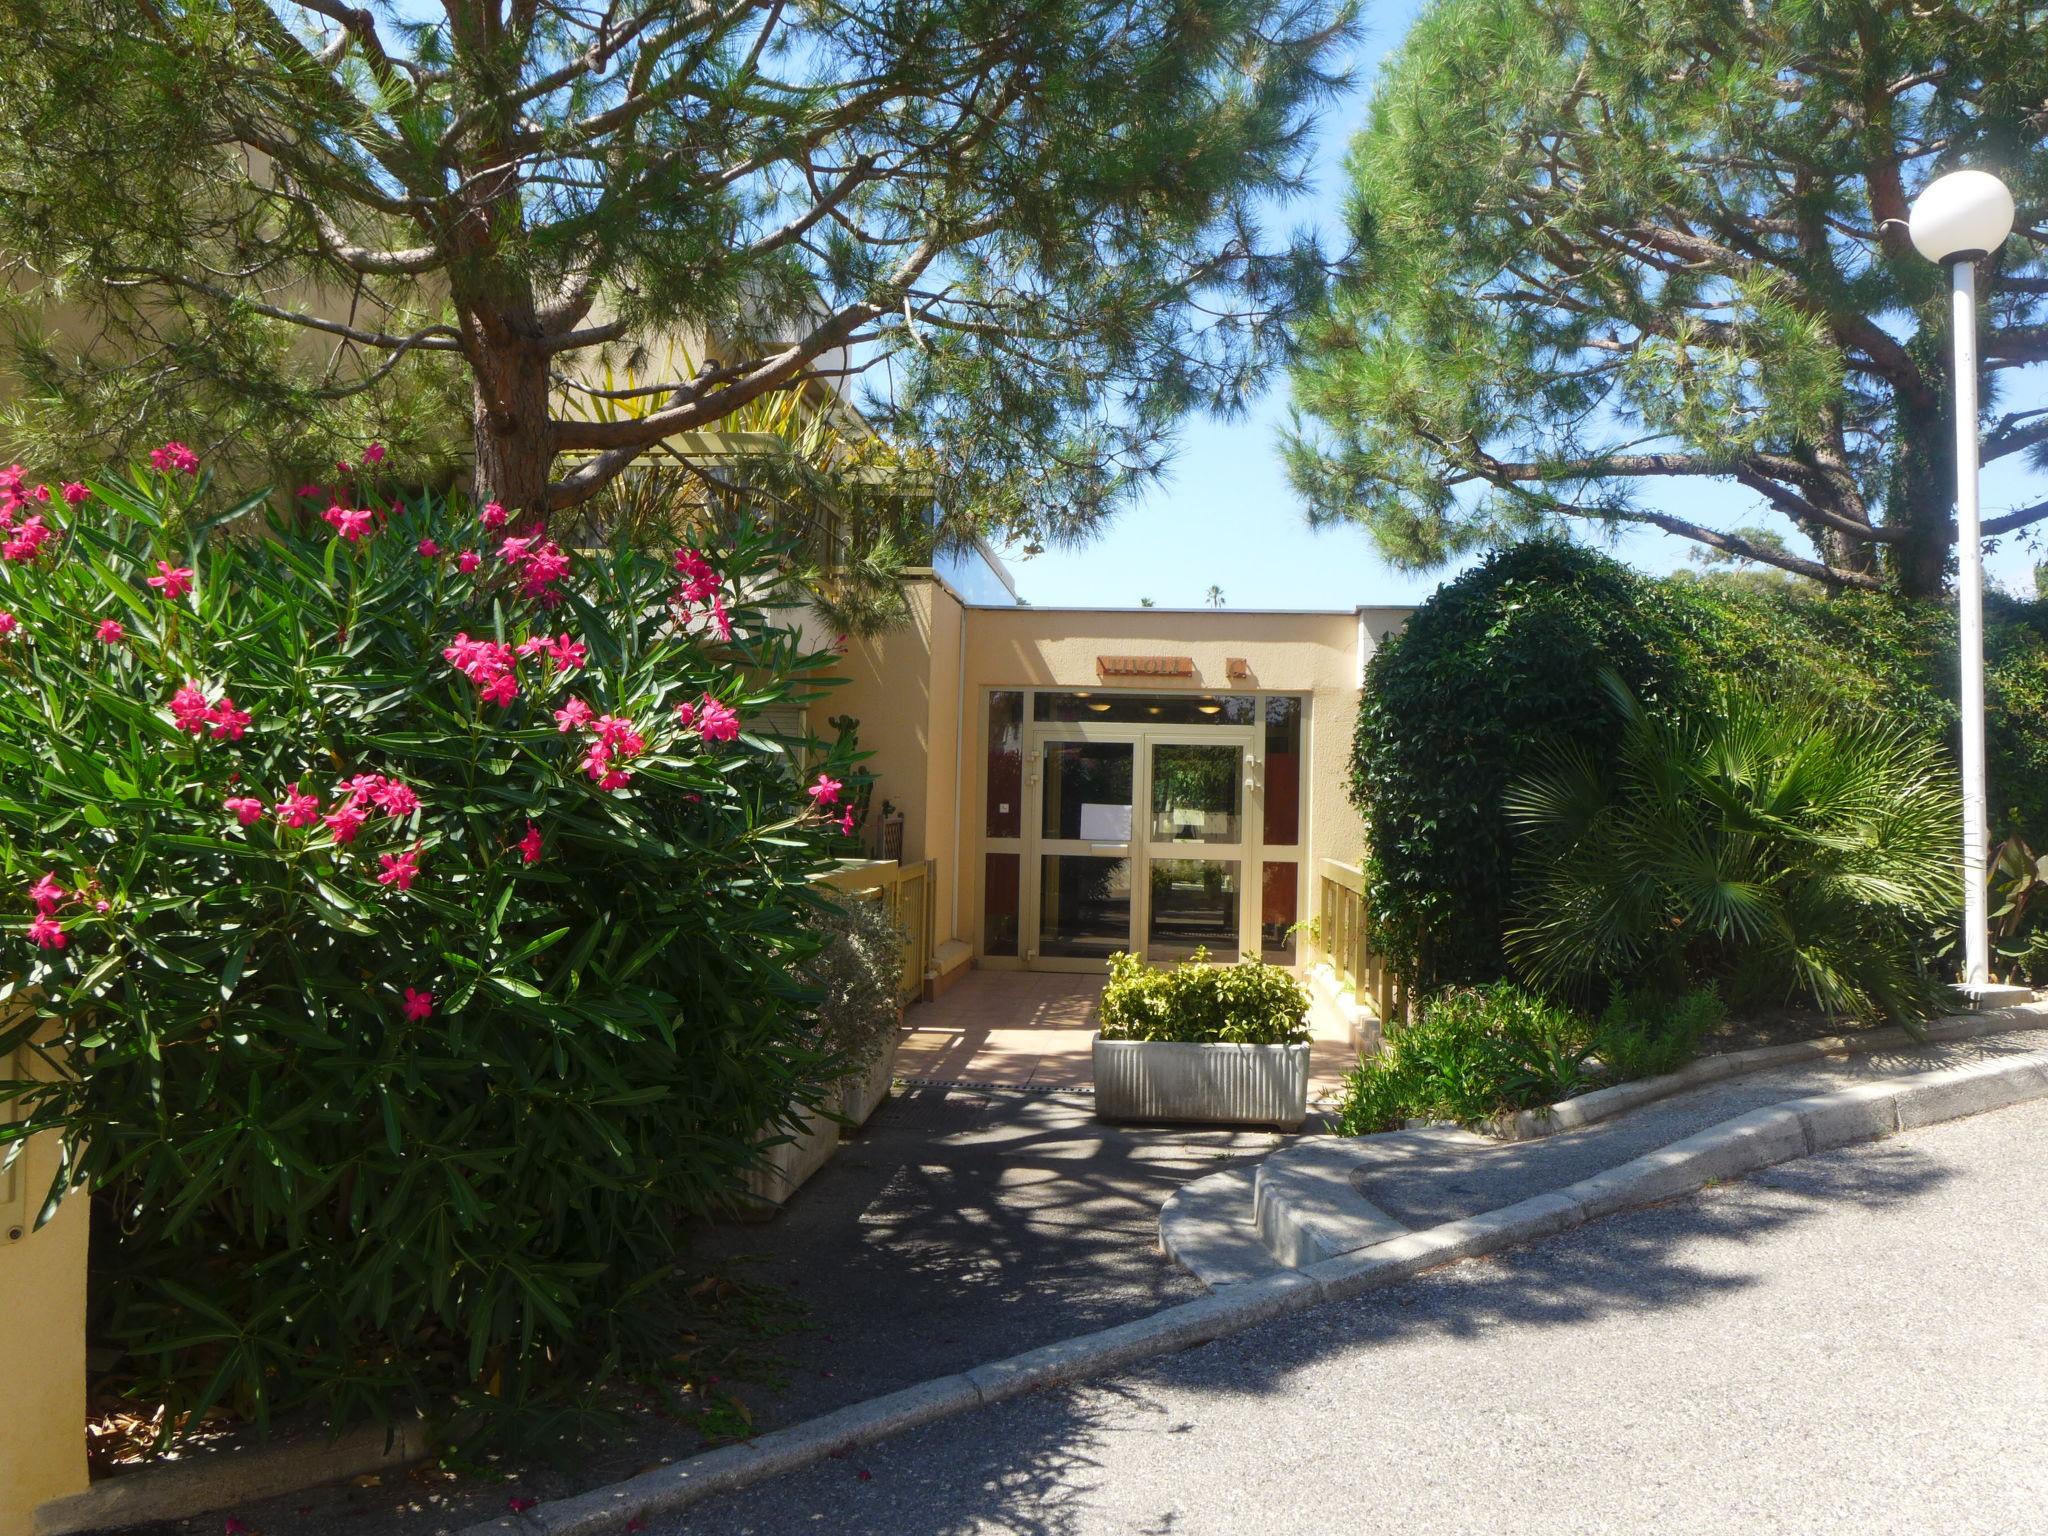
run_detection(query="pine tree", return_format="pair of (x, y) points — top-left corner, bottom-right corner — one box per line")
(1286, 0), (2048, 597)
(0, 0), (1353, 534)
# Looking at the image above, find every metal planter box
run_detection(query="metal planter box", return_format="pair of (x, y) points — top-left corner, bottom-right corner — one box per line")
(1092, 1036), (1310, 1129)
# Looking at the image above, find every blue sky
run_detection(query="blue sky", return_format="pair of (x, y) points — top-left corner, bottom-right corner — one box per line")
(995, 4), (2046, 610)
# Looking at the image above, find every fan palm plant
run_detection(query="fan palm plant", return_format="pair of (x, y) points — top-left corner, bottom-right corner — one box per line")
(1505, 673), (1959, 1024)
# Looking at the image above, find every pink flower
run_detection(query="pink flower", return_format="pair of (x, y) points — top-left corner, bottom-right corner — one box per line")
(363, 441), (386, 465)
(505, 1497), (536, 1515)
(401, 987), (433, 1022)
(60, 482), (88, 506)
(149, 441), (200, 475)
(323, 504), (375, 541)
(807, 773), (842, 809)
(496, 535), (534, 564)
(839, 806), (857, 835)
(443, 632), (519, 704)
(592, 715), (646, 756)
(554, 697), (593, 732)
(323, 800), (369, 844)
(674, 548), (720, 604)
(2, 515), (53, 563)
(377, 845), (421, 892)
(95, 618), (125, 644)
(28, 872), (63, 915)
(31, 484), (49, 503)
(417, 538), (441, 559)
(696, 696), (740, 744)
(206, 696), (252, 741)
(224, 796), (266, 826)
(479, 502), (508, 530)
(169, 684), (212, 734)
(517, 822), (543, 865)
(369, 778), (419, 817)
(515, 541), (571, 598)
(708, 593), (732, 642)
(0, 613), (16, 639)
(456, 550), (481, 573)
(28, 914), (64, 950)
(147, 561), (194, 600)
(674, 700), (695, 729)
(274, 783), (320, 828)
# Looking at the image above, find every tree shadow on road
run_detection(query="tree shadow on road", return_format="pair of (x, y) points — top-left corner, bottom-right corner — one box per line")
(681, 1133), (1957, 1536)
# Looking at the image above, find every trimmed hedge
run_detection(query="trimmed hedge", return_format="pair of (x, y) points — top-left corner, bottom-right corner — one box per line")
(1097, 948), (1310, 1045)
(1354, 540), (2048, 989)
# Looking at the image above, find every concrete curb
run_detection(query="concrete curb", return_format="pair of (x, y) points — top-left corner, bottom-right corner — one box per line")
(35, 1419), (431, 1536)
(456, 1039), (2048, 1536)
(1490, 1001), (2047, 1142)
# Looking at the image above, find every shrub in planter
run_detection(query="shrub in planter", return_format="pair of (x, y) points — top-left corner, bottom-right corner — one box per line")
(0, 450), (857, 1444)
(1097, 948), (1310, 1044)
(798, 894), (904, 1123)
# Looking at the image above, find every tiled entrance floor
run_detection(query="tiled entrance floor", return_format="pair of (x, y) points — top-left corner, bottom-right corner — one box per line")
(895, 967), (1362, 1098)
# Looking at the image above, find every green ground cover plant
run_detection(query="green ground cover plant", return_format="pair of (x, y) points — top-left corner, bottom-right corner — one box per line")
(1098, 948), (1311, 1045)
(0, 448), (858, 1447)
(1334, 980), (1725, 1133)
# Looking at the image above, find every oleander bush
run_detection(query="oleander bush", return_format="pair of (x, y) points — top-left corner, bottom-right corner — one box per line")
(1098, 948), (1310, 1045)
(0, 447), (858, 1444)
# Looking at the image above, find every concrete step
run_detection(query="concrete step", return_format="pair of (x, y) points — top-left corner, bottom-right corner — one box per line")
(1252, 1139), (1412, 1268)
(1157, 1167), (1284, 1289)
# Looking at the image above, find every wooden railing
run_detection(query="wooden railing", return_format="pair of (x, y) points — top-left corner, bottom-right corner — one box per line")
(1316, 859), (1408, 1025)
(814, 858), (936, 1004)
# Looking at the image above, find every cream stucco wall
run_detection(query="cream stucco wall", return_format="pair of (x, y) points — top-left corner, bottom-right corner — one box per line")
(1, 1024), (89, 1536)
(826, 577), (968, 946)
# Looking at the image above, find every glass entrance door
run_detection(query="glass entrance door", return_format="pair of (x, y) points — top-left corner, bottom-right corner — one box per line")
(1144, 738), (1250, 963)
(1023, 725), (1259, 968)
(1033, 736), (1137, 966)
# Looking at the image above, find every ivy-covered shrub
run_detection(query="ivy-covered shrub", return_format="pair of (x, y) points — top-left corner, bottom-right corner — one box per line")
(0, 450), (857, 1442)
(1350, 540), (1683, 987)
(1097, 948), (1310, 1045)
(1355, 539), (2048, 991)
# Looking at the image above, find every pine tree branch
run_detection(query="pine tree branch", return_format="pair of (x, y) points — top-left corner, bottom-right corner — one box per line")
(1982, 499), (2048, 538)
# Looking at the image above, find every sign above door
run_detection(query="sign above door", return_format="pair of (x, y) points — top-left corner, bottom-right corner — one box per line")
(1097, 655), (1194, 678)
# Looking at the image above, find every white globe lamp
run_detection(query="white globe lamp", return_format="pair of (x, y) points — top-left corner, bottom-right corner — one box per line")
(1906, 168), (2015, 995)
(1908, 169), (2016, 265)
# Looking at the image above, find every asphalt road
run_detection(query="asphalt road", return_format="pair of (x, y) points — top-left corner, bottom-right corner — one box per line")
(670, 1096), (2048, 1536)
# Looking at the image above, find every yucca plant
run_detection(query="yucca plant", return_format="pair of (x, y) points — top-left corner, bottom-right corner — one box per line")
(554, 347), (940, 636)
(1505, 673), (1959, 1024)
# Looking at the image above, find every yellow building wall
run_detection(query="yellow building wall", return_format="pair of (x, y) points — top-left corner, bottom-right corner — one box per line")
(1, 1026), (90, 1536)
(832, 589), (1413, 970)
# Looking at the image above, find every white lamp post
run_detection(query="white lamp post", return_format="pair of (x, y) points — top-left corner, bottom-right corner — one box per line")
(1907, 168), (2016, 995)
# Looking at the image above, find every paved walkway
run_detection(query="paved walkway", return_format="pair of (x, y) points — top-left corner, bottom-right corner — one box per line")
(689, 1083), (1289, 1432)
(894, 969), (1361, 1100)
(666, 1095), (2048, 1534)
